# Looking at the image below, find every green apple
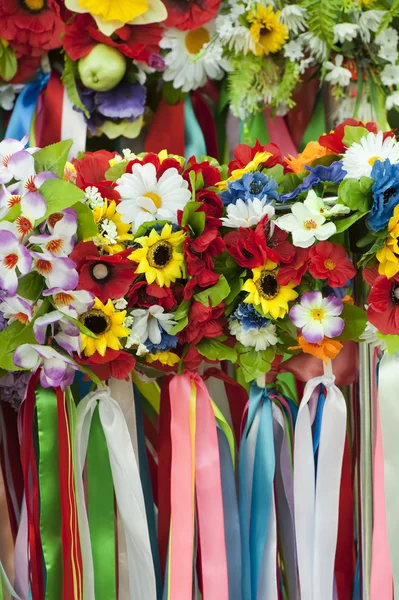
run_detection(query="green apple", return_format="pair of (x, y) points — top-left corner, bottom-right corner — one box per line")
(78, 44), (127, 92)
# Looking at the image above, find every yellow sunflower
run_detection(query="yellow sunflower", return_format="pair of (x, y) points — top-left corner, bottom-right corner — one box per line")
(216, 151), (272, 190)
(248, 5), (288, 57)
(92, 199), (133, 253)
(242, 260), (298, 319)
(377, 206), (399, 278)
(129, 224), (186, 287)
(79, 298), (129, 357)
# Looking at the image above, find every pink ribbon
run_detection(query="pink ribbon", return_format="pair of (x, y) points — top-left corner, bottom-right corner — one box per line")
(264, 109), (297, 157)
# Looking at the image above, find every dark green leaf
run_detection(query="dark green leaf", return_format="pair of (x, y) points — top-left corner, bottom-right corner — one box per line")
(334, 211), (369, 234)
(17, 272), (44, 301)
(337, 302), (367, 341)
(34, 140), (73, 178)
(197, 338), (237, 362)
(194, 275), (230, 307)
(39, 179), (85, 222)
(357, 236), (386, 267)
(162, 81), (186, 105)
(72, 201), (98, 240)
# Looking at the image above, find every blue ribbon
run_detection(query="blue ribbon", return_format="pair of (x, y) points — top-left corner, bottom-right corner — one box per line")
(313, 388), (326, 467)
(184, 94), (206, 160)
(5, 71), (50, 142)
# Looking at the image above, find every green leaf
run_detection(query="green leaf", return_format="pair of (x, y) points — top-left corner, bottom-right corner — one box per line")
(61, 312), (98, 339)
(237, 344), (276, 383)
(302, 0), (343, 46)
(197, 338), (237, 362)
(0, 352), (23, 372)
(72, 201), (98, 240)
(33, 140), (73, 178)
(75, 362), (103, 388)
(225, 277), (243, 305)
(337, 302), (367, 341)
(0, 298), (51, 361)
(162, 81), (187, 105)
(281, 173), (301, 194)
(264, 164), (284, 184)
(338, 176), (373, 212)
(135, 219), (170, 239)
(357, 236), (386, 267)
(105, 161), (128, 182)
(169, 316), (188, 335)
(61, 55), (90, 118)
(194, 275), (230, 307)
(1, 203), (21, 223)
(17, 272), (44, 301)
(181, 201), (205, 236)
(174, 299), (190, 320)
(39, 179), (85, 222)
(376, 332), (399, 354)
(0, 44), (17, 82)
(334, 211), (369, 234)
(342, 126), (369, 147)
(356, 231), (377, 248)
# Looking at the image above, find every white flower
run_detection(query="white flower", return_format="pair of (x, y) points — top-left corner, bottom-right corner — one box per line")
(100, 219), (118, 244)
(229, 318), (278, 351)
(333, 23), (360, 44)
(300, 33), (327, 61)
(284, 40), (304, 61)
(221, 198), (275, 228)
(298, 56), (314, 75)
(358, 10), (386, 43)
(376, 27), (398, 47)
(129, 306), (176, 345)
(115, 298), (128, 311)
(381, 64), (399, 87)
(324, 55), (352, 87)
(84, 186), (104, 209)
(386, 91), (399, 110)
(116, 162), (191, 232)
(279, 5), (307, 34)
(342, 131), (399, 178)
(360, 320), (386, 350)
(276, 202), (336, 248)
(0, 84), (23, 111)
(135, 61), (156, 85)
(160, 21), (230, 92)
(304, 190), (351, 217)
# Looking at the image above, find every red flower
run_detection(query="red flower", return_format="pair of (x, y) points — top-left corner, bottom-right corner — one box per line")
(308, 242), (356, 287)
(77, 349), (136, 381)
(0, 0), (64, 57)
(277, 248), (310, 285)
(128, 281), (180, 311)
(8, 55), (40, 84)
(70, 242), (137, 303)
(183, 157), (221, 188)
(265, 223), (295, 264)
(367, 274), (399, 334)
(195, 189), (223, 226)
(318, 119), (395, 155)
(225, 222), (268, 268)
(163, 0), (221, 30)
(228, 141), (284, 175)
(183, 225), (224, 299)
(178, 301), (225, 345)
(127, 153), (182, 177)
(72, 150), (120, 199)
(63, 14), (162, 64)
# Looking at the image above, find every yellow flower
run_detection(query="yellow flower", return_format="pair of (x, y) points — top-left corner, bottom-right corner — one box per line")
(79, 298), (129, 357)
(92, 199), (133, 253)
(242, 260), (298, 319)
(129, 224), (186, 287)
(248, 5), (288, 56)
(377, 206), (399, 278)
(63, 162), (77, 183)
(216, 151), (272, 190)
(146, 351), (180, 366)
(357, 0), (374, 7)
(285, 142), (334, 176)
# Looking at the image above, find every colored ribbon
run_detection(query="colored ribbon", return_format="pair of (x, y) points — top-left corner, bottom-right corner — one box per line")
(145, 99), (185, 156)
(264, 109), (297, 157)
(60, 86), (87, 160)
(184, 95), (207, 159)
(5, 71), (50, 142)
(293, 361), (347, 600)
(75, 386), (156, 600)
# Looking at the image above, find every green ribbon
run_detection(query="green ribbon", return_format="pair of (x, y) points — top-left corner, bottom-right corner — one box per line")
(215, 80), (230, 164)
(35, 386), (63, 599)
(87, 406), (116, 600)
(240, 111), (270, 145)
(184, 95), (206, 159)
(299, 91), (326, 152)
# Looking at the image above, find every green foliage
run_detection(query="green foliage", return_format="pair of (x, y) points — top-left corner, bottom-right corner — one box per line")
(342, 126), (369, 147)
(194, 275), (230, 307)
(338, 176), (373, 212)
(337, 303), (367, 341)
(377, 332), (399, 354)
(181, 201), (206, 236)
(39, 179), (85, 222)
(169, 317), (188, 335)
(302, 0), (343, 46)
(377, 0), (399, 33)
(72, 201), (98, 241)
(174, 299), (190, 320)
(334, 211), (369, 234)
(264, 164), (284, 184)
(197, 338), (237, 362)
(236, 343), (276, 383)
(34, 140), (73, 178)
(162, 81), (187, 105)
(105, 161), (128, 182)
(17, 272), (44, 301)
(62, 55), (90, 118)
(357, 236), (386, 267)
(0, 43), (17, 81)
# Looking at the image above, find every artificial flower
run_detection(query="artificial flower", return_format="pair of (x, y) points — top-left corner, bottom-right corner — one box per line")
(277, 248), (310, 286)
(304, 189), (351, 218)
(221, 198), (275, 228)
(127, 305), (177, 352)
(194, 189), (224, 227)
(32, 251), (79, 290)
(77, 347), (136, 380)
(0, 229), (31, 294)
(333, 24), (360, 44)
(129, 224), (186, 287)
(13, 344), (78, 391)
(264, 223), (295, 264)
(92, 199), (133, 253)
(247, 5), (288, 56)
(0, 294), (33, 324)
(42, 287), (94, 314)
(386, 92), (399, 111)
(224, 221), (268, 268)
(280, 162), (346, 202)
(146, 350), (180, 366)
(184, 157), (221, 188)
(283, 40), (304, 61)
(242, 260), (298, 319)
(300, 32), (327, 61)
(72, 149), (119, 194)
(285, 142), (333, 176)
(128, 280), (179, 311)
(279, 5), (307, 35)
(376, 206), (399, 278)
(381, 64), (399, 87)
(342, 131), (399, 179)
(228, 141), (283, 174)
(219, 171), (278, 206)
(289, 291), (344, 343)
(289, 335), (343, 364)
(308, 241), (356, 287)
(358, 10), (385, 43)
(94, 82), (147, 120)
(229, 303), (278, 351)
(218, 151), (273, 190)
(116, 162), (191, 232)
(184, 225), (224, 293)
(79, 297), (129, 357)
(163, 0), (221, 30)
(178, 300), (225, 345)
(34, 310), (82, 356)
(29, 208), (77, 257)
(367, 273), (399, 334)
(368, 159), (399, 232)
(276, 202), (336, 248)
(0, 371), (30, 411)
(0, 135), (29, 185)
(126, 151), (184, 177)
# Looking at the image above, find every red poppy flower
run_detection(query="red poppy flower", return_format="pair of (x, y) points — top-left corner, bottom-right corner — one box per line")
(265, 223), (295, 264)
(183, 226), (224, 299)
(127, 153), (183, 177)
(178, 301), (225, 345)
(70, 242), (137, 303)
(308, 242), (356, 287)
(128, 281), (180, 311)
(318, 119), (395, 155)
(63, 14), (162, 64)
(72, 150), (120, 199)
(183, 157), (221, 188)
(367, 274), (399, 334)
(225, 222), (268, 268)
(195, 189), (223, 226)
(163, 0), (221, 30)
(363, 266), (379, 286)
(0, 0), (64, 57)
(77, 349), (136, 381)
(277, 248), (310, 286)
(228, 141), (284, 175)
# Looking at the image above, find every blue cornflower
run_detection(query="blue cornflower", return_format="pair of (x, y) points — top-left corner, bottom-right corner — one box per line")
(220, 171), (279, 206)
(230, 303), (270, 331)
(145, 331), (178, 354)
(281, 161), (345, 202)
(368, 159), (399, 232)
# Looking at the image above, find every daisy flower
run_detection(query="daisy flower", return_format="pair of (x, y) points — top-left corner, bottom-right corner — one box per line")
(129, 224), (186, 287)
(116, 162), (191, 232)
(289, 291), (344, 343)
(276, 202), (336, 248)
(221, 198), (275, 228)
(324, 55), (352, 87)
(342, 131), (399, 179)
(160, 21), (230, 93)
(79, 298), (129, 357)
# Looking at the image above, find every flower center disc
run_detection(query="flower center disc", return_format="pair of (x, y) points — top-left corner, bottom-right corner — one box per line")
(91, 262), (113, 282)
(324, 259), (335, 270)
(144, 192), (162, 210)
(3, 254), (18, 270)
(304, 219), (317, 231)
(368, 155), (381, 166)
(249, 181), (264, 195)
(311, 308), (326, 322)
(80, 309), (111, 335)
(148, 241), (173, 268)
(22, 0), (45, 11)
(391, 283), (399, 305)
(185, 27), (210, 54)
(257, 271), (279, 300)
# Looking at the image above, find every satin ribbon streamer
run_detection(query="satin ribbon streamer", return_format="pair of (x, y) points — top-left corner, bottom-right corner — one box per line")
(294, 361), (347, 600)
(184, 95), (207, 159)
(75, 386), (156, 600)
(5, 71), (50, 141)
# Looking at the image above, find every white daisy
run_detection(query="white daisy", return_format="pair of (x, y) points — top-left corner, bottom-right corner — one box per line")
(386, 91), (399, 110)
(324, 55), (352, 87)
(221, 199), (275, 228)
(333, 23), (360, 44)
(284, 39), (304, 61)
(358, 10), (386, 43)
(381, 64), (399, 87)
(116, 162), (191, 232)
(276, 203), (336, 248)
(304, 190), (351, 218)
(279, 5), (307, 35)
(229, 318), (278, 351)
(160, 21), (230, 92)
(342, 131), (399, 179)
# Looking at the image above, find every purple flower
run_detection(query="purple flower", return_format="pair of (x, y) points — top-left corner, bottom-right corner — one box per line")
(34, 309), (82, 356)
(0, 134), (29, 185)
(289, 291), (344, 343)
(95, 83), (147, 120)
(148, 54), (165, 71)
(0, 230), (32, 294)
(13, 344), (79, 391)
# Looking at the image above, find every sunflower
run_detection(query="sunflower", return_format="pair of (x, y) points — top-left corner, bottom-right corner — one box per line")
(248, 5), (288, 56)
(242, 259), (298, 319)
(92, 199), (133, 254)
(146, 350), (180, 366)
(376, 206), (399, 278)
(129, 224), (186, 287)
(79, 298), (129, 357)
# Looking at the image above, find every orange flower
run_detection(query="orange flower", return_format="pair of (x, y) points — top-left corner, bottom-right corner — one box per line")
(342, 295), (354, 305)
(289, 335), (343, 364)
(285, 142), (335, 176)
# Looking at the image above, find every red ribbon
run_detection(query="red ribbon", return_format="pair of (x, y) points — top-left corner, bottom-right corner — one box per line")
(191, 91), (219, 160)
(145, 99), (185, 156)
(0, 404), (23, 539)
(35, 70), (64, 148)
(157, 379), (172, 580)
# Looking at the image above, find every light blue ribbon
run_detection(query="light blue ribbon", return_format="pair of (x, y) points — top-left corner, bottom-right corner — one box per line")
(5, 71), (49, 141)
(184, 95), (206, 159)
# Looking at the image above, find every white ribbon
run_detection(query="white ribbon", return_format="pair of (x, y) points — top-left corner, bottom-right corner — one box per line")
(75, 386), (156, 600)
(61, 87), (87, 160)
(294, 361), (347, 600)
